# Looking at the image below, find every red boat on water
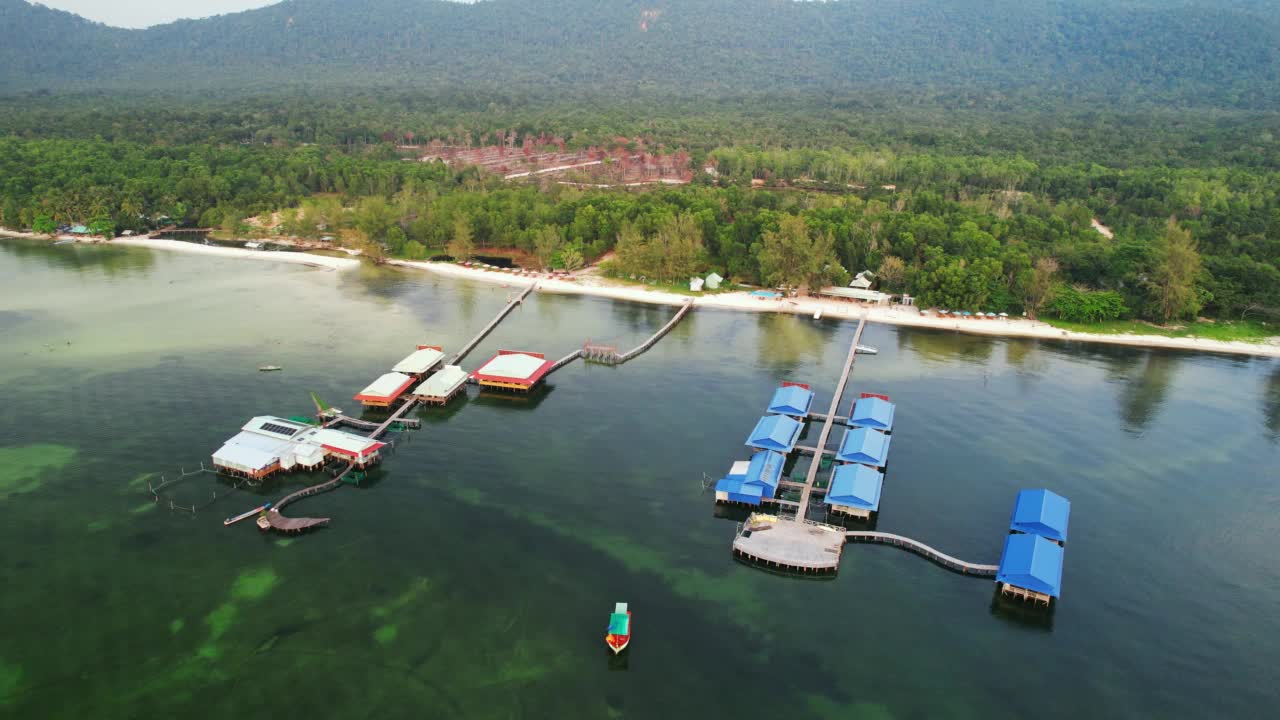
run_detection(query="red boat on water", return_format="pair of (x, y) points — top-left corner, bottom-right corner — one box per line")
(605, 602), (631, 654)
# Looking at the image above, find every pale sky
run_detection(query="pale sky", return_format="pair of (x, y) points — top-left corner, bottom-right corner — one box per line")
(38, 1), (280, 28)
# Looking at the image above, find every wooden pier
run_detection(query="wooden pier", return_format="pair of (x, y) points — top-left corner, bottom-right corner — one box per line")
(262, 463), (355, 533)
(584, 300), (693, 366)
(844, 531), (999, 576)
(793, 317), (867, 520)
(448, 284), (536, 365)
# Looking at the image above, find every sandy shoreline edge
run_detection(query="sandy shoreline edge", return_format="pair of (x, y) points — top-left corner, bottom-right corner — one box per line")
(5, 230), (1277, 358)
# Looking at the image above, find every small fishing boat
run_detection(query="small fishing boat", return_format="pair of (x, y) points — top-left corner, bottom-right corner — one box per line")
(258, 365), (283, 372)
(605, 602), (632, 654)
(224, 502), (272, 526)
(256, 514), (272, 531)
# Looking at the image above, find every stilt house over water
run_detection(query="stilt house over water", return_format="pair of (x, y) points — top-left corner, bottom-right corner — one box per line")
(412, 364), (469, 405)
(1009, 489), (1071, 544)
(996, 533), (1064, 606)
(745, 414), (803, 453)
(211, 416), (386, 479)
(767, 382), (815, 418)
(354, 372), (417, 408)
(824, 463), (884, 519)
(835, 426), (892, 469)
(471, 350), (555, 392)
(848, 395), (895, 433)
(714, 450), (786, 505)
(392, 345), (445, 376)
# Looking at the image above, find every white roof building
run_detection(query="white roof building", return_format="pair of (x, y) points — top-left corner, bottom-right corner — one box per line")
(414, 365), (468, 401)
(818, 286), (890, 304)
(392, 346), (445, 375)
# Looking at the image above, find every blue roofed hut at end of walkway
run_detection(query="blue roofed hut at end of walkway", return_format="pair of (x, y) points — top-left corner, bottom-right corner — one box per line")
(835, 426), (892, 469)
(715, 450), (786, 505)
(848, 394), (895, 433)
(1010, 488), (1071, 544)
(746, 414), (803, 453)
(824, 463), (883, 519)
(996, 533), (1064, 606)
(767, 382), (815, 418)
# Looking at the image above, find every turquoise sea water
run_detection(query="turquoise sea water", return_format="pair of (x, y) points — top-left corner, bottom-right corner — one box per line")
(1, 239), (1278, 718)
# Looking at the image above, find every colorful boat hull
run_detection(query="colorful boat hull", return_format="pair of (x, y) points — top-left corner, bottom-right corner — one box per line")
(605, 603), (631, 654)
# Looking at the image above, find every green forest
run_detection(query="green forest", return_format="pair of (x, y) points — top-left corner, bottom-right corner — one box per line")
(2, 95), (1278, 327)
(1, 0), (1277, 331)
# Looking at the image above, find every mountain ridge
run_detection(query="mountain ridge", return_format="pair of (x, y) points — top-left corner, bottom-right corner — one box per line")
(2, 0), (1277, 108)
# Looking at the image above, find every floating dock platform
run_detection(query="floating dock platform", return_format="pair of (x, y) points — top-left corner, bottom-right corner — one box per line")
(732, 514), (846, 573)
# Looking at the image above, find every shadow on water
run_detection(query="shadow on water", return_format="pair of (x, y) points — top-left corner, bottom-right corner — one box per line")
(0, 237), (155, 277)
(474, 383), (555, 410)
(896, 325), (995, 365)
(1116, 350), (1179, 434)
(1264, 366), (1280, 439)
(756, 312), (838, 375)
(989, 592), (1056, 631)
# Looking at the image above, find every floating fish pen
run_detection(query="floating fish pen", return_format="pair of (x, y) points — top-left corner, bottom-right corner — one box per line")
(470, 350), (555, 392)
(354, 372), (417, 408)
(412, 364), (469, 405)
(995, 489), (1071, 607)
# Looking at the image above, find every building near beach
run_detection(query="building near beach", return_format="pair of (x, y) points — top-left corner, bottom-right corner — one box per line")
(471, 350), (555, 392)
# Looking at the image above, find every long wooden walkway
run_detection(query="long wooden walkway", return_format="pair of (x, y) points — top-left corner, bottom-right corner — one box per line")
(448, 283), (536, 365)
(548, 299), (693, 376)
(844, 531), (999, 576)
(793, 317), (867, 519)
(264, 463), (354, 532)
(367, 398), (420, 440)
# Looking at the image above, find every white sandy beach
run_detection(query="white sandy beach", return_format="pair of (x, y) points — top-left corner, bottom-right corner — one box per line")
(109, 237), (361, 270)
(393, 259), (1280, 358)
(4, 229), (1276, 357)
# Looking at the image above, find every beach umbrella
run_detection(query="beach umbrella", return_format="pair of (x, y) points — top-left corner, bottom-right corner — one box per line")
(987, 312), (997, 317)
(963, 311), (973, 316)
(999, 312), (1009, 318)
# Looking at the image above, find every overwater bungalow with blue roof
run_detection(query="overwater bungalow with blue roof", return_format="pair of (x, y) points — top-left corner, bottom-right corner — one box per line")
(715, 450), (786, 505)
(1009, 489), (1071, 544)
(834, 427), (892, 468)
(746, 414), (803, 453)
(848, 395), (895, 433)
(824, 463), (884, 519)
(767, 383), (815, 418)
(996, 533), (1064, 606)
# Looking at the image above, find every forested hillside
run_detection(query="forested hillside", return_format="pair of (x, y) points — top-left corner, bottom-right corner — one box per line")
(2, 0), (1278, 108)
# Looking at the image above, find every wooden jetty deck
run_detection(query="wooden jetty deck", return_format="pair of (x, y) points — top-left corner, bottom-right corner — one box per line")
(448, 284), (536, 365)
(793, 317), (867, 519)
(323, 413), (420, 431)
(367, 398), (420, 440)
(732, 516), (846, 573)
(582, 300), (693, 366)
(263, 464), (355, 533)
(844, 531), (999, 576)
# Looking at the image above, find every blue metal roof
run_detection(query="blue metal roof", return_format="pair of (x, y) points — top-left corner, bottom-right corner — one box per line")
(835, 427), (891, 467)
(714, 478), (766, 505)
(849, 396), (895, 432)
(767, 385), (815, 417)
(997, 534), (1063, 598)
(746, 414), (802, 453)
(1010, 489), (1071, 543)
(744, 450), (785, 491)
(825, 464), (883, 511)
